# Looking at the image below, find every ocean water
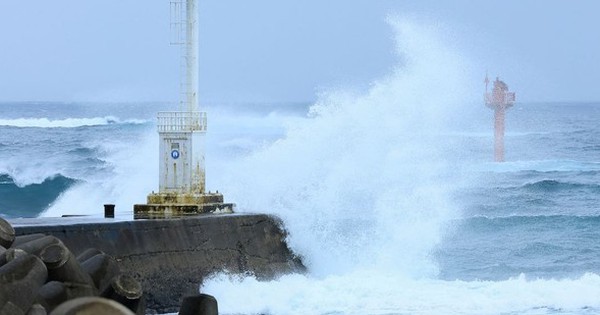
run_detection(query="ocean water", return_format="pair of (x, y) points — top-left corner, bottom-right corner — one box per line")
(3, 19), (600, 315)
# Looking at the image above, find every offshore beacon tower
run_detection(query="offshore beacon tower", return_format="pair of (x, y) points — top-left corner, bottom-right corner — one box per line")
(484, 74), (516, 162)
(134, 0), (233, 218)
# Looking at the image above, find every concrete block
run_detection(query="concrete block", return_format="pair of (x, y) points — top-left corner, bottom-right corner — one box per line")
(1, 301), (25, 315)
(49, 297), (134, 315)
(179, 294), (218, 315)
(36, 281), (96, 312)
(0, 248), (28, 266)
(80, 253), (121, 293)
(0, 217), (15, 248)
(25, 303), (47, 315)
(14, 235), (63, 256)
(13, 234), (47, 247)
(101, 274), (145, 315)
(75, 248), (103, 263)
(0, 253), (48, 313)
(39, 243), (96, 291)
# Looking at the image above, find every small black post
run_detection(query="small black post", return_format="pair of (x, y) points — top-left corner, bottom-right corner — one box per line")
(104, 204), (115, 218)
(179, 294), (218, 315)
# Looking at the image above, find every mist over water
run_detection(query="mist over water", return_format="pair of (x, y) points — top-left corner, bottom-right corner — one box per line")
(200, 18), (600, 315)
(204, 18), (469, 314)
(215, 18), (468, 277)
(40, 129), (158, 218)
(2, 15), (600, 315)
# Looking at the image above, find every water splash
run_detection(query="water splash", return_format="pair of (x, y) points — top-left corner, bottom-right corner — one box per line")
(204, 272), (600, 315)
(201, 16), (600, 315)
(41, 131), (157, 217)
(215, 16), (471, 277)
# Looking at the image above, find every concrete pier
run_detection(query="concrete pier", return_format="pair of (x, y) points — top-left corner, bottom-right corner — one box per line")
(11, 214), (304, 313)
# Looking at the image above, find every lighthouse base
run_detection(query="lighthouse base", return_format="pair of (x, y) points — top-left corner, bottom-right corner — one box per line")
(133, 192), (235, 219)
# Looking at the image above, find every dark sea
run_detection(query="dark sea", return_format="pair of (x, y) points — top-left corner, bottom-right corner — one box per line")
(2, 99), (600, 314)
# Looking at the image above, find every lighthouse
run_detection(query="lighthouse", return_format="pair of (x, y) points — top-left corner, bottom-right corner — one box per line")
(134, 0), (233, 218)
(484, 75), (516, 162)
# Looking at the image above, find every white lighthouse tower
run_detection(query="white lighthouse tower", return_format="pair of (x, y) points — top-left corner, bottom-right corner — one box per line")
(134, 0), (233, 218)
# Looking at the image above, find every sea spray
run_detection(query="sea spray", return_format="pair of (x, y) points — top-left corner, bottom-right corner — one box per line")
(202, 17), (600, 315)
(41, 128), (158, 217)
(204, 272), (600, 315)
(202, 17), (477, 313)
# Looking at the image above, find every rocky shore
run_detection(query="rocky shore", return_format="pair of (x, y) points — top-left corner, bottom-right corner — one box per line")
(1, 214), (304, 314)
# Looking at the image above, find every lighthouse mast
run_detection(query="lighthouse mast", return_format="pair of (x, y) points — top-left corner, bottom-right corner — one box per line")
(184, 0), (198, 114)
(157, 0), (205, 196)
(484, 74), (516, 162)
(134, 0), (233, 218)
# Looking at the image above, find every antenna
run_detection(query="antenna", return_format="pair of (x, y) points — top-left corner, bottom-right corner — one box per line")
(484, 71), (489, 93)
(170, 0), (198, 113)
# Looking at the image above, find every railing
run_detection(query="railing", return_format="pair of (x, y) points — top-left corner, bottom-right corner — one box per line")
(157, 111), (207, 132)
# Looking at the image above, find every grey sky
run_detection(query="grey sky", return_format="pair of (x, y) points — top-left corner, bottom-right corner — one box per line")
(0, 0), (598, 103)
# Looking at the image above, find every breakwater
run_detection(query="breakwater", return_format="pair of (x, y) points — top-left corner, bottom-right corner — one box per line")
(10, 214), (305, 313)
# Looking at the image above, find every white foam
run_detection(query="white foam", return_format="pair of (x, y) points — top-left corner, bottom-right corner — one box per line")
(212, 16), (470, 278)
(0, 156), (79, 188)
(20, 15), (595, 315)
(203, 272), (600, 315)
(471, 159), (600, 174)
(41, 131), (157, 217)
(0, 116), (147, 128)
(201, 17), (598, 314)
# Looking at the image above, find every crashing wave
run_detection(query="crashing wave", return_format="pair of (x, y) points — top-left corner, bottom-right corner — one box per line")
(0, 173), (77, 218)
(0, 116), (148, 128)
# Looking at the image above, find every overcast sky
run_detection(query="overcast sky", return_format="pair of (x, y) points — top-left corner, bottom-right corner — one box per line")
(0, 1), (598, 103)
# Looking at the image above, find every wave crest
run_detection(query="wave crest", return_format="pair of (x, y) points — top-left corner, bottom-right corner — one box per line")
(467, 214), (600, 229)
(0, 173), (77, 218)
(0, 116), (148, 128)
(522, 179), (599, 192)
